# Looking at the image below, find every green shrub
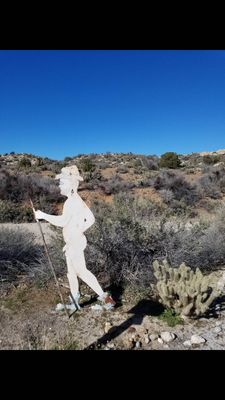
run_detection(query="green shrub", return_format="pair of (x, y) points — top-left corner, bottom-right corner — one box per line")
(64, 156), (73, 163)
(80, 157), (96, 173)
(159, 152), (181, 169)
(159, 308), (183, 326)
(36, 157), (44, 166)
(203, 155), (220, 165)
(19, 157), (32, 169)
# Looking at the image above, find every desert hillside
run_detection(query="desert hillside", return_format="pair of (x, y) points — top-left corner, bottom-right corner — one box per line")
(1, 149), (225, 220)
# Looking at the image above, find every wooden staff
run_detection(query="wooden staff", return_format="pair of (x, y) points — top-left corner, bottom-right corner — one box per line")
(29, 198), (71, 318)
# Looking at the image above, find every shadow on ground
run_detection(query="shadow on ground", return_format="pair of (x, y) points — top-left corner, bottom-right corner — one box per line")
(83, 297), (164, 350)
(206, 294), (225, 318)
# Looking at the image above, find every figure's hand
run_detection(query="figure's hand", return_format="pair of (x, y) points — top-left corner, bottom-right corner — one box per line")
(35, 210), (44, 220)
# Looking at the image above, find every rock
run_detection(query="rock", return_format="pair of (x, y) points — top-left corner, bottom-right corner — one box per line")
(104, 322), (112, 334)
(126, 340), (135, 349)
(213, 326), (222, 334)
(55, 303), (77, 311)
(84, 294), (91, 300)
(135, 341), (141, 348)
(160, 332), (176, 343)
(55, 303), (64, 311)
(183, 340), (192, 347)
(190, 335), (206, 345)
(149, 333), (159, 341)
(215, 320), (222, 326)
(144, 334), (150, 344)
(91, 304), (104, 311)
(107, 342), (115, 349)
(158, 338), (163, 344)
(180, 315), (191, 322)
(185, 222), (193, 231)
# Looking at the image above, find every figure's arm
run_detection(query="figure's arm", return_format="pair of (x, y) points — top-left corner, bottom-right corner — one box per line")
(35, 204), (70, 227)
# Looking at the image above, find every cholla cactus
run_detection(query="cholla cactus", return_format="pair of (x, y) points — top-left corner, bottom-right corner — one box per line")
(152, 259), (220, 317)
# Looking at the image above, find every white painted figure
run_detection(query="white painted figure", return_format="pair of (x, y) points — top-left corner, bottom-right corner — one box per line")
(35, 165), (115, 311)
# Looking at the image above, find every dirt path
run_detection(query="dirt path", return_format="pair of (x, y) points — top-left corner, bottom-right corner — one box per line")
(0, 223), (55, 244)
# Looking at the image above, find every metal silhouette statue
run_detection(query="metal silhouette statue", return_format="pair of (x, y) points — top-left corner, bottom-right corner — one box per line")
(34, 165), (115, 312)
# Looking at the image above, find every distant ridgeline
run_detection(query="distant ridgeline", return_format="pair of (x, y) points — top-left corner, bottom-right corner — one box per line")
(0, 149), (225, 222)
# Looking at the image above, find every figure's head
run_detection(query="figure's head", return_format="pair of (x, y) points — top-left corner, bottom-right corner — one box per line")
(55, 166), (83, 196)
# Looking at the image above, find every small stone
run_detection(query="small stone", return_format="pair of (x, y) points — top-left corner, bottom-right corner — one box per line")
(130, 332), (140, 342)
(158, 338), (163, 344)
(144, 334), (150, 344)
(183, 340), (192, 347)
(215, 320), (222, 326)
(213, 326), (222, 334)
(135, 341), (141, 348)
(149, 333), (158, 341)
(127, 340), (135, 349)
(107, 342), (115, 349)
(191, 335), (206, 345)
(104, 322), (112, 334)
(160, 332), (176, 343)
(55, 303), (64, 311)
(91, 304), (104, 311)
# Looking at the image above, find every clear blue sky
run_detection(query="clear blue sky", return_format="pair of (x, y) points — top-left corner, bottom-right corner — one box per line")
(1, 50), (225, 160)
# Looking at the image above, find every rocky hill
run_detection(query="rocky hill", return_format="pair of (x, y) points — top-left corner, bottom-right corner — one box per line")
(1, 149), (225, 222)
(1, 148), (225, 170)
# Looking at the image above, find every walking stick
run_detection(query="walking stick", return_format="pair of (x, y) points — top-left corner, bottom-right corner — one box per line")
(29, 198), (71, 318)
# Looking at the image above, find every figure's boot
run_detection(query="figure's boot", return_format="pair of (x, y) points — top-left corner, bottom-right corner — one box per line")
(55, 293), (81, 312)
(69, 292), (81, 310)
(97, 292), (116, 310)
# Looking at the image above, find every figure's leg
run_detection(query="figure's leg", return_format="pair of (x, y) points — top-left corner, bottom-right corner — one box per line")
(78, 267), (105, 297)
(76, 254), (115, 307)
(55, 252), (81, 312)
(79, 269), (105, 297)
(68, 249), (116, 308)
(71, 251), (104, 297)
(65, 252), (81, 309)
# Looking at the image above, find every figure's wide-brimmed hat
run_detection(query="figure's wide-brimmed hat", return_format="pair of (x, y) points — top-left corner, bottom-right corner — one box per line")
(55, 166), (83, 181)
